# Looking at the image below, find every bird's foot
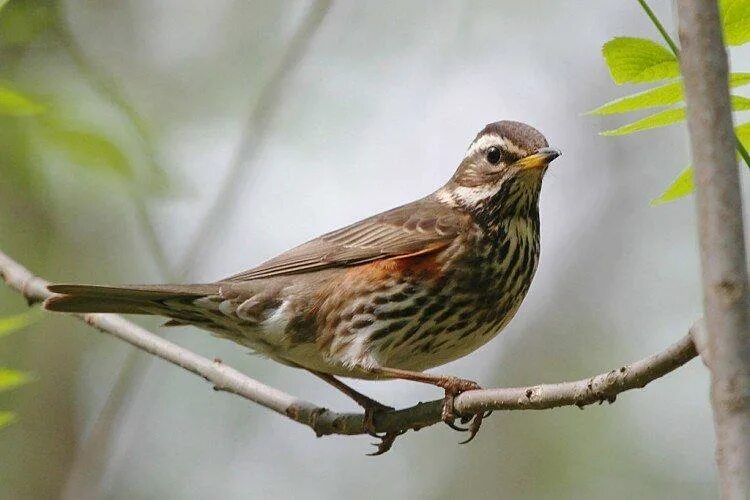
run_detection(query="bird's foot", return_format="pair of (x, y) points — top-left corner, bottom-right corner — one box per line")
(438, 377), (490, 444)
(362, 400), (395, 438)
(361, 401), (405, 456)
(367, 428), (406, 456)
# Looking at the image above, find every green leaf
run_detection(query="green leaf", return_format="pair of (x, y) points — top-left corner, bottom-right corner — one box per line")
(735, 121), (750, 150)
(652, 122), (750, 205)
(602, 108), (686, 136)
(602, 37), (679, 84)
(589, 72), (750, 115)
(651, 166), (694, 206)
(721, 0), (750, 46)
(0, 0), (9, 13)
(0, 86), (44, 116)
(0, 311), (38, 337)
(602, 95), (750, 136)
(0, 369), (31, 393)
(45, 128), (132, 178)
(0, 411), (16, 430)
(731, 94), (750, 111)
(589, 80), (687, 115)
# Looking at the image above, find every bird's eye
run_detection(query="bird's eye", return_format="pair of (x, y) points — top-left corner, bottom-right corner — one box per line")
(486, 146), (503, 165)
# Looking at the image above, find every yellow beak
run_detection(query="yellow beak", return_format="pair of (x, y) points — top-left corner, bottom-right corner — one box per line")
(515, 147), (562, 170)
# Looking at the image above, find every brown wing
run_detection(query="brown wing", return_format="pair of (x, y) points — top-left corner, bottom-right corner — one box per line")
(225, 197), (466, 281)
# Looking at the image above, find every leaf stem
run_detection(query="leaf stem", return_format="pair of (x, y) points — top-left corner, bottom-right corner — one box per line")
(636, 0), (750, 170)
(636, 0), (680, 56)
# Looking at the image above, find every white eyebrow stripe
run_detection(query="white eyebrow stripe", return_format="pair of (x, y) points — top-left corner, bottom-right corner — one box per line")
(465, 134), (502, 158)
(500, 140), (527, 158)
(465, 134), (528, 159)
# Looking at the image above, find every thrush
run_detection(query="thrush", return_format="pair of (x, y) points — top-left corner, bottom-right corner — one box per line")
(45, 120), (560, 453)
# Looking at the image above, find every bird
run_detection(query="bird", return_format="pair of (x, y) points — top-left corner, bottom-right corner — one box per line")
(44, 120), (560, 454)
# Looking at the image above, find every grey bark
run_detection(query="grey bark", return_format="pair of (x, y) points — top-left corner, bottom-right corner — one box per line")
(676, 1), (750, 497)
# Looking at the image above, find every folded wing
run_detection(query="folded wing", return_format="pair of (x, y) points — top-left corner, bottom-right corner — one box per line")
(226, 197), (467, 281)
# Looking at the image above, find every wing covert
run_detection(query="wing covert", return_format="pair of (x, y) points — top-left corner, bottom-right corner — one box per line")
(225, 197), (465, 281)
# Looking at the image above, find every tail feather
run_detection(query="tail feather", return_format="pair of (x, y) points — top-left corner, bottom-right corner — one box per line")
(44, 283), (221, 314)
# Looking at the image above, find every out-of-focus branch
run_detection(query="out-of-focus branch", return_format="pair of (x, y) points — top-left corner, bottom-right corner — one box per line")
(54, 2), (176, 281)
(53, 3), (332, 493)
(676, 1), (750, 497)
(0, 250), (700, 445)
(176, 0), (333, 277)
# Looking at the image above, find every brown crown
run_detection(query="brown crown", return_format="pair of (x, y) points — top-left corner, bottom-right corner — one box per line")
(475, 121), (549, 154)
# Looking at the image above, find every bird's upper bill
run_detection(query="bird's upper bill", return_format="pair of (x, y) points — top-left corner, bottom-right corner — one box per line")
(514, 147), (562, 170)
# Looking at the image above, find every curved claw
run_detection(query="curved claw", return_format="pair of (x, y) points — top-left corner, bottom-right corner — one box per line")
(366, 429), (387, 439)
(458, 413), (484, 445)
(444, 420), (469, 432)
(366, 430), (405, 456)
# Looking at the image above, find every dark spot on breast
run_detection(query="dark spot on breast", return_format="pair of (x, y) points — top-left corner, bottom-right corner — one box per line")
(378, 301), (423, 320)
(370, 319), (409, 341)
(351, 317), (374, 329)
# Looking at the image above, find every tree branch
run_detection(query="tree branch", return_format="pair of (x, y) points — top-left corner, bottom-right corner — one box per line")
(675, 1), (750, 496)
(0, 249), (700, 441)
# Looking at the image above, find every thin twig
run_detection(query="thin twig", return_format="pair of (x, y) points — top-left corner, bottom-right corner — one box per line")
(635, 0), (750, 170)
(0, 249), (700, 439)
(675, 1), (750, 496)
(176, 0), (333, 277)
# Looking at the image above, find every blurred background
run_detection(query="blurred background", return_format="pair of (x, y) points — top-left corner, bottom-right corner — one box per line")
(0, 0), (735, 498)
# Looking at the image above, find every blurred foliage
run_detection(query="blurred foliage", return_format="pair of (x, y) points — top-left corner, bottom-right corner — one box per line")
(40, 125), (134, 178)
(0, 83), (44, 115)
(591, 0), (750, 205)
(0, 311), (37, 337)
(0, 311), (37, 430)
(0, 0), (53, 47)
(0, 0), (171, 208)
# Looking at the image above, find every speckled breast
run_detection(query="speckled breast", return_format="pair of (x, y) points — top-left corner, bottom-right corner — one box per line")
(308, 214), (541, 375)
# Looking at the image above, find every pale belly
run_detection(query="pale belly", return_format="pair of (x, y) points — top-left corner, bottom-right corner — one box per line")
(207, 271), (532, 380)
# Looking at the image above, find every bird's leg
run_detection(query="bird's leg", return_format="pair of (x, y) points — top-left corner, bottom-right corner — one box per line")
(307, 370), (401, 454)
(308, 370), (394, 431)
(366, 366), (488, 444)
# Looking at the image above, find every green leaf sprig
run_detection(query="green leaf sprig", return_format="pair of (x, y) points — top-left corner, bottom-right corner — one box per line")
(591, 0), (750, 205)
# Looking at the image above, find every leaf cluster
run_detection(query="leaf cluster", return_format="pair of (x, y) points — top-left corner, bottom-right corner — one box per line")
(591, 0), (750, 205)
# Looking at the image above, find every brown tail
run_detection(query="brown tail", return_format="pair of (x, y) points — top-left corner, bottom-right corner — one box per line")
(44, 283), (221, 314)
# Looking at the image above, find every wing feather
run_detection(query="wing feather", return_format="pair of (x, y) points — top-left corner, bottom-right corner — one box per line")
(225, 197), (466, 281)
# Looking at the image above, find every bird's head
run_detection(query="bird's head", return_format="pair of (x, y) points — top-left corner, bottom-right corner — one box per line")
(435, 121), (560, 216)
